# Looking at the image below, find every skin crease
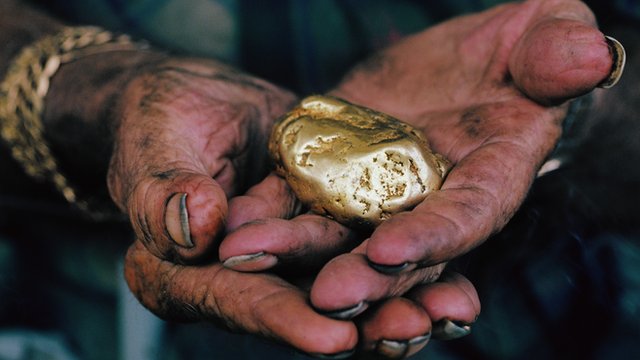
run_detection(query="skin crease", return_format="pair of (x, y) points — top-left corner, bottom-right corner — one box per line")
(324, 0), (610, 267)
(0, 0), (613, 358)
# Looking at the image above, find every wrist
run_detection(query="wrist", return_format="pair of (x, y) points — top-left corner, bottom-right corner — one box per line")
(45, 48), (169, 137)
(42, 48), (169, 213)
(0, 25), (168, 218)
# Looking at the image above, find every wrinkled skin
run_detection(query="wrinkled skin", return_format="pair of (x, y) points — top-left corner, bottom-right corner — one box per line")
(218, 0), (612, 314)
(110, 59), (480, 357)
(108, 0), (615, 358)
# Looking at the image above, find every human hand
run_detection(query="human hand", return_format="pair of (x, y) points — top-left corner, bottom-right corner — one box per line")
(320, 0), (617, 273)
(106, 57), (298, 263)
(221, 199), (479, 356)
(103, 57), (479, 358)
(217, 166), (478, 358)
(126, 236), (479, 358)
(2, 1), (480, 357)
(218, 0), (618, 332)
(104, 58), (347, 355)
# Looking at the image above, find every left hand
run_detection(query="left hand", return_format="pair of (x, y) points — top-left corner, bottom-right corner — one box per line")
(319, 0), (614, 265)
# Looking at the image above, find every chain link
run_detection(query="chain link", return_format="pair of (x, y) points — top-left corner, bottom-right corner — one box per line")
(0, 26), (144, 219)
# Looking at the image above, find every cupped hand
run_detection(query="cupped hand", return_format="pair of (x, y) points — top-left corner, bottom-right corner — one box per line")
(326, 0), (615, 270)
(218, 0), (618, 325)
(106, 58), (297, 263)
(125, 237), (479, 358)
(125, 177), (479, 358)
(306, 0), (618, 318)
(105, 58), (355, 356)
(120, 166), (479, 357)
(105, 57), (480, 358)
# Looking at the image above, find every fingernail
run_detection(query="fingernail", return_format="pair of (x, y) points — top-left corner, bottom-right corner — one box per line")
(376, 333), (431, 359)
(377, 339), (408, 358)
(598, 36), (626, 88)
(536, 158), (563, 177)
(432, 319), (471, 340)
(406, 333), (431, 357)
(368, 261), (416, 274)
(311, 349), (356, 359)
(166, 192), (193, 248)
(321, 301), (369, 320)
(222, 252), (279, 271)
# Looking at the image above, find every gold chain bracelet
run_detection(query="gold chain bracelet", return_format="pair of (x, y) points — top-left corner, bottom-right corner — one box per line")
(0, 26), (145, 219)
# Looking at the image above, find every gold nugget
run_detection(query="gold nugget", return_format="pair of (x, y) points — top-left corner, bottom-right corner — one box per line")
(269, 95), (449, 229)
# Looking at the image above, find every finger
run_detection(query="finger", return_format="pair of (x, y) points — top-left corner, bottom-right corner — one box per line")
(310, 253), (445, 319)
(354, 273), (480, 358)
(226, 173), (301, 232)
(220, 214), (359, 272)
(366, 102), (562, 269)
(124, 241), (358, 357)
(407, 272), (480, 340)
(356, 298), (432, 359)
(124, 170), (228, 264)
(509, 1), (614, 104)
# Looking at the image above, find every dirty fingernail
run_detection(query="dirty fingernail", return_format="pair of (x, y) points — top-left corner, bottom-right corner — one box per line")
(321, 301), (369, 320)
(311, 349), (356, 359)
(376, 333), (431, 358)
(405, 333), (431, 357)
(598, 36), (626, 88)
(368, 261), (416, 274)
(432, 319), (471, 340)
(166, 192), (193, 248)
(222, 252), (278, 272)
(377, 339), (408, 358)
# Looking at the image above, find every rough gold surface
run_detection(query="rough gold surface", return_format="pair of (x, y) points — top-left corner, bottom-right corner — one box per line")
(269, 95), (449, 229)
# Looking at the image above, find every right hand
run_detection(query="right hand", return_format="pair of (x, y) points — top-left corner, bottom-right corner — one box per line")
(107, 57), (298, 263)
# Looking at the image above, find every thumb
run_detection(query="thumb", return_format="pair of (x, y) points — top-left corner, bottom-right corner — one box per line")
(121, 170), (228, 263)
(509, 17), (616, 105)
